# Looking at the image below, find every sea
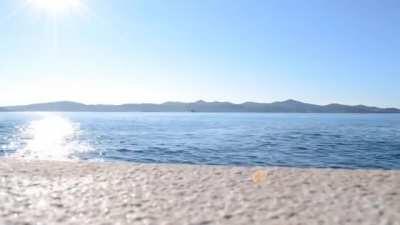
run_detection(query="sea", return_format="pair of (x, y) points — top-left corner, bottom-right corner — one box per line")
(0, 112), (399, 169)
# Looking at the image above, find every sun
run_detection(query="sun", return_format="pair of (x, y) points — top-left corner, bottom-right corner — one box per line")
(26, 0), (83, 15)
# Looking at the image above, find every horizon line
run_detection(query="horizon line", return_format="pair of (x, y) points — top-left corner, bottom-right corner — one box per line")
(2, 99), (400, 110)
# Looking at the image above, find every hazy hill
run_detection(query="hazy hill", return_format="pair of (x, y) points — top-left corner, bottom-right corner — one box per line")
(3, 100), (400, 113)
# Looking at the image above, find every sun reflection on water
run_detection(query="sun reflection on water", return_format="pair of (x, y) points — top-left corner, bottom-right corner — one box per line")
(12, 114), (93, 161)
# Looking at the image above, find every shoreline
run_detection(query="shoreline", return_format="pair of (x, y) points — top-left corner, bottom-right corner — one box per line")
(1, 159), (399, 225)
(1, 111), (400, 114)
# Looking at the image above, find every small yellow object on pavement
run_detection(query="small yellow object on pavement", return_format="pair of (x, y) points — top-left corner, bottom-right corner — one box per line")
(252, 170), (267, 184)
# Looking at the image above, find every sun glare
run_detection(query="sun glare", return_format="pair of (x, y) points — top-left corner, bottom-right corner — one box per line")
(26, 0), (83, 15)
(11, 114), (93, 161)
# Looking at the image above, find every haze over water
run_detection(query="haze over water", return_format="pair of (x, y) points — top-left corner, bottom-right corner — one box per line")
(0, 112), (399, 169)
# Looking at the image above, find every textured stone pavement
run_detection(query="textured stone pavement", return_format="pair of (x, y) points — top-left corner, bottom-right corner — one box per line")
(0, 159), (399, 225)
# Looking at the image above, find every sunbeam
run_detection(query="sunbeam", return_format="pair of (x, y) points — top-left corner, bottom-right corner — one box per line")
(25, 0), (83, 15)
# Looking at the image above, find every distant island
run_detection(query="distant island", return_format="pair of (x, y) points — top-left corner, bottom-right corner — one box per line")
(1, 100), (399, 113)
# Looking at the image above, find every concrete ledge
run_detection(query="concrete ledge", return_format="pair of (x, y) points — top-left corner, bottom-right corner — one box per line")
(0, 159), (399, 225)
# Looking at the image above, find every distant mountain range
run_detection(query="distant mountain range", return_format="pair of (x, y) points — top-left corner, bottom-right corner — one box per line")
(1, 100), (399, 113)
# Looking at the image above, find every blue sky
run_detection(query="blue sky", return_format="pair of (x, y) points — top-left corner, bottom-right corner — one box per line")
(0, 0), (399, 107)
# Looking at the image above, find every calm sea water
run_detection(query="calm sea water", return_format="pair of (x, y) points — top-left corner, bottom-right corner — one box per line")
(0, 112), (399, 169)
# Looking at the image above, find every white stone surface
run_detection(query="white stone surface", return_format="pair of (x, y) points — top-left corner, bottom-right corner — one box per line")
(0, 159), (399, 225)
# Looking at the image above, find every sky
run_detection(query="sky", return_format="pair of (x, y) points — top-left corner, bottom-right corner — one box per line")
(0, 0), (399, 107)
